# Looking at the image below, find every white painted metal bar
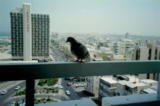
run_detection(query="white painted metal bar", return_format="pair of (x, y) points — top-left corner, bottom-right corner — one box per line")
(157, 73), (160, 99)
(0, 60), (159, 81)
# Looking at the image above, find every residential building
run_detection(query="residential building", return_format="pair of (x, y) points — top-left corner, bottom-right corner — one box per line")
(85, 76), (100, 97)
(98, 76), (117, 100)
(10, 3), (50, 60)
(113, 42), (120, 55)
(98, 75), (157, 100)
(120, 39), (135, 57)
(131, 41), (160, 80)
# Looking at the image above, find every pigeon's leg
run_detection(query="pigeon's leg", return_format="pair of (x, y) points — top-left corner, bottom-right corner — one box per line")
(74, 58), (80, 62)
(74, 58), (84, 63)
(79, 59), (85, 63)
(75, 60), (79, 62)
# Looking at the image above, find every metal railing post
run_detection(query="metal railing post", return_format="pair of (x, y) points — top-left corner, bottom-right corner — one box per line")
(26, 79), (35, 106)
(157, 73), (160, 99)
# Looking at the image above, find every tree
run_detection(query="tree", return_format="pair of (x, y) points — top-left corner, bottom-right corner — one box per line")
(15, 101), (20, 106)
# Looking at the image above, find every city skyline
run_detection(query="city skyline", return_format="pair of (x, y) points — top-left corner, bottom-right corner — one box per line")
(0, 0), (160, 35)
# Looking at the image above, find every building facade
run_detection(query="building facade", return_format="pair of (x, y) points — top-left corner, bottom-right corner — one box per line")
(10, 3), (50, 60)
(98, 75), (156, 101)
(98, 76), (117, 100)
(131, 41), (160, 80)
(85, 76), (100, 97)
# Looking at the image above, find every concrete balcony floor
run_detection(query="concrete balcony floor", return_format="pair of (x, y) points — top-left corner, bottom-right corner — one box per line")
(35, 99), (98, 106)
(102, 94), (160, 106)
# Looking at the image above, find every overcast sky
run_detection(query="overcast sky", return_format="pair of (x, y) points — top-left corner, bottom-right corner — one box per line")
(0, 0), (160, 35)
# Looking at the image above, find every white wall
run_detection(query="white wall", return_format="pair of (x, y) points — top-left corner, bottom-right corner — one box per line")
(23, 3), (32, 61)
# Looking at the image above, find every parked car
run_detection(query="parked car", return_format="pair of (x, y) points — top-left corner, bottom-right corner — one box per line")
(67, 82), (72, 86)
(58, 85), (63, 89)
(44, 86), (49, 89)
(54, 84), (63, 89)
(15, 86), (21, 90)
(1, 90), (7, 95)
(75, 83), (86, 88)
(64, 77), (70, 80)
(65, 90), (70, 95)
(44, 86), (54, 90)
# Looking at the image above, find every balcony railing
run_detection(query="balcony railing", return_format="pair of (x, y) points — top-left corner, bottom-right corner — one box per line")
(0, 60), (160, 106)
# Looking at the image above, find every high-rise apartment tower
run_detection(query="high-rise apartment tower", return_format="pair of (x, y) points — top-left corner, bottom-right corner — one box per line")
(10, 3), (50, 60)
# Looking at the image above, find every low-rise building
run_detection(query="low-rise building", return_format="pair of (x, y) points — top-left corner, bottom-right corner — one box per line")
(85, 76), (100, 97)
(98, 75), (157, 100)
(98, 76), (117, 100)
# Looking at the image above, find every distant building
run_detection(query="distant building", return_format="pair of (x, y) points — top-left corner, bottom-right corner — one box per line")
(133, 41), (160, 60)
(85, 76), (100, 97)
(113, 42), (120, 55)
(117, 80), (147, 95)
(120, 39), (135, 57)
(116, 77), (157, 95)
(10, 3), (50, 60)
(98, 76), (117, 100)
(98, 75), (157, 100)
(132, 46), (149, 60)
(132, 41), (160, 80)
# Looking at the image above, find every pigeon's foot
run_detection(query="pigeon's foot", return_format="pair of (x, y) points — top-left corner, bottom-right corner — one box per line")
(74, 59), (80, 62)
(74, 59), (85, 63)
(79, 59), (85, 63)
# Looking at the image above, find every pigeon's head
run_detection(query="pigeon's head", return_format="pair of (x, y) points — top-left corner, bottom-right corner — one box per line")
(66, 37), (77, 44)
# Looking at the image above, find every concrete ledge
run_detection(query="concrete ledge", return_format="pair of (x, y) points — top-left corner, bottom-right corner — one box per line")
(102, 94), (160, 106)
(35, 99), (97, 106)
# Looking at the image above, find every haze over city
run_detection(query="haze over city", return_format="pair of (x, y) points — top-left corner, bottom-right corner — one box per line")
(0, 0), (160, 35)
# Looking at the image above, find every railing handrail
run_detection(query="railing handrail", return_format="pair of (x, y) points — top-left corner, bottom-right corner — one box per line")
(0, 60), (160, 81)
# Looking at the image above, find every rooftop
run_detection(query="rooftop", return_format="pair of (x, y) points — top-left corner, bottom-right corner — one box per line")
(141, 79), (158, 85)
(143, 88), (157, 94)
(125, 81), (147, 88)
(101, 76), (117, 84)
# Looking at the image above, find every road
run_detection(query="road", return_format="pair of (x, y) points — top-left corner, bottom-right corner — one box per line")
(51, 46), (72, 62)
(51, 47), (67, 62)
(0, 79), (88, 105)
(60, 78), (88, 101)
(61, 79), (80, 100)
(0, 81), (25, 106)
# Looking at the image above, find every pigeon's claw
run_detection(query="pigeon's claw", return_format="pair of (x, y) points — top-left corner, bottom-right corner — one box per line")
(79, 59), (85, 63)
(74, 59), (85, 63)
(74, 59), (79, 62)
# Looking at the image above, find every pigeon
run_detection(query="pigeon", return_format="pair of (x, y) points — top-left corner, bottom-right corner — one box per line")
(66, 37), (90, 62)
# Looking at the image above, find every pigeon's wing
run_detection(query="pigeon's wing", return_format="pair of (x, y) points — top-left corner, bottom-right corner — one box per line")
(77, 43), (90, 58)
